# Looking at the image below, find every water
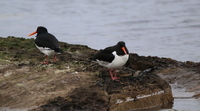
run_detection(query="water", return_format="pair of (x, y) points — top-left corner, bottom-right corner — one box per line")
(0, 0), (200, 110)
(1, 0), (200, 62)
(171, 84), (200, 111)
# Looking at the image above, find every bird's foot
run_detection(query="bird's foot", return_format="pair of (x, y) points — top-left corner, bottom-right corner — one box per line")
(51, 59), (57, 62)
(111, 77), (120, 81)
(41, 61), (49, 65)
(51, 56), (58, 62)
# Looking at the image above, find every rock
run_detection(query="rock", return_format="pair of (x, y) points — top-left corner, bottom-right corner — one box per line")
(3, 36), (195, 111)
(34, 72), (173, 111)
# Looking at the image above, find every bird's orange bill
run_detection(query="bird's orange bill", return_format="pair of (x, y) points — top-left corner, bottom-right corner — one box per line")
(28, 31), (37, 36)
(121, 47), (127, 55)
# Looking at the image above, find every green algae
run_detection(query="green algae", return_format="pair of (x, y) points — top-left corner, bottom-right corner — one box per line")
(0, 36), (38, 61)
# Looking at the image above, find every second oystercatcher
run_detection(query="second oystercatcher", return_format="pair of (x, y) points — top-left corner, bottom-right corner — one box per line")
(28, 26), (63, 64)
(93, 41), (129, 80)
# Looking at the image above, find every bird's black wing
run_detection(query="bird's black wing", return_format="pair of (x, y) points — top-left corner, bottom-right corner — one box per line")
(93, 51), (115, 63)
(35, 33), (59, 50)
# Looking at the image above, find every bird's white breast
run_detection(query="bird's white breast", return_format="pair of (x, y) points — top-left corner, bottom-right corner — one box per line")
(35, 44), (55, 56)
(97, 51), (129, 69)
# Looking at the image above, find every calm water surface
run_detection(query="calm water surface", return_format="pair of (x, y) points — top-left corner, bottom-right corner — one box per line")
(1, 0), (200, 62)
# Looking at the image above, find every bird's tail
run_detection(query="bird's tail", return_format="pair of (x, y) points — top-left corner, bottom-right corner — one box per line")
(55, 48), (64, 54)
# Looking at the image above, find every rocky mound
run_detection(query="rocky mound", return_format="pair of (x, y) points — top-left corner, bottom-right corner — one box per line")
(36, 71), (173, 111)
(1, 36), (199, 111)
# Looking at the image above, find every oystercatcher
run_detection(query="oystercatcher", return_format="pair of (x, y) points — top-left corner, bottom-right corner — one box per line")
(28, 26), (63, 64)
(93, 41), (129, 80)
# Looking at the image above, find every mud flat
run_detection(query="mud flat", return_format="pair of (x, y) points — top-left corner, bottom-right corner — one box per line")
(0, 37), (199, 111)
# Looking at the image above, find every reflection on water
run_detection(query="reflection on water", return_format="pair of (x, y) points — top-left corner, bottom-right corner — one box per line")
(171, 84), (200, 111)
(173, 98), (200, 111)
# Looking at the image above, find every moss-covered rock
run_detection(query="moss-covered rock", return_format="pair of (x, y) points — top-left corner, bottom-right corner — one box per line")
(2, 36), (199, 111)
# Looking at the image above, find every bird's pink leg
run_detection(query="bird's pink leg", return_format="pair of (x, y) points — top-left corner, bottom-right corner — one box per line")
(42, 55), (49, 64)
(52, 54), (58, 62)
(109, 69), (114, 80)
(109, 69), (119, 81)
(113, 69), (120, 80)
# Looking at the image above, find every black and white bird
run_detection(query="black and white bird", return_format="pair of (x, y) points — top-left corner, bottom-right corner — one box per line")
(28, 26), (63, 64)
(93, 41), (129, 80)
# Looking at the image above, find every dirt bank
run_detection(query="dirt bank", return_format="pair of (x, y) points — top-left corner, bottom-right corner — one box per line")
(0, 37), (199, 111)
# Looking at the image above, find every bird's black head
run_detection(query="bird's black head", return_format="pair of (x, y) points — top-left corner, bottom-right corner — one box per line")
(117, 41), (129, 54)
(28, 26), (48, 36)
(36, 26), (48, 34)
(117, 41), (126, 47)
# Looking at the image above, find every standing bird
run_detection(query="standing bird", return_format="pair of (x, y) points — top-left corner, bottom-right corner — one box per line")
(28, 26), (63, 64)
(93, 41), (129, 81)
